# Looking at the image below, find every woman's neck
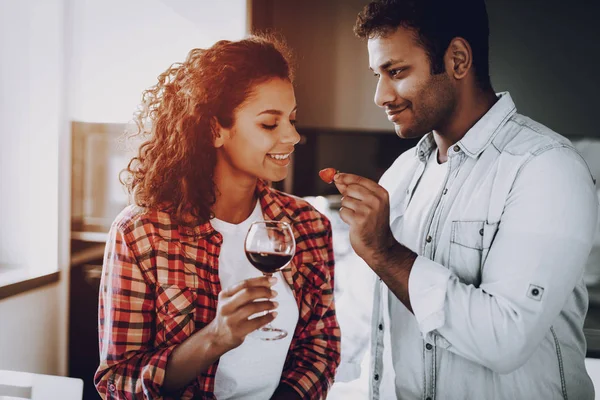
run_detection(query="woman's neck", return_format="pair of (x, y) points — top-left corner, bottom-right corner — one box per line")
(212, 172), (259, 224)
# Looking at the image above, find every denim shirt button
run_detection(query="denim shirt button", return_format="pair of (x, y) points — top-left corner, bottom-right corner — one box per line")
(379, 324), (383, 331)
(426, 343), (433, 350)
(374, 374), (380, 381)
(454, 145), (461, 152)
(426, 235), (432, 243)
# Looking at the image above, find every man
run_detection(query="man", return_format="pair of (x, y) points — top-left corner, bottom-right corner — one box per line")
(334, 0), (599, 398)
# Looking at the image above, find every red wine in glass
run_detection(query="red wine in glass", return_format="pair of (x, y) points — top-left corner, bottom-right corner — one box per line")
(245, 251), (293, 274)
(244, 220), (295, 341)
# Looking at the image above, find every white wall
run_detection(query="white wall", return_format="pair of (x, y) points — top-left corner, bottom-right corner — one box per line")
(0, 0), (63, 271)
(0, 0), (67, 376)
(68, 0), (247, 123)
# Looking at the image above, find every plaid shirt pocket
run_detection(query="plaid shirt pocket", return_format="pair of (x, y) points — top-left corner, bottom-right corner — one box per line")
(296, 261), (330, 291)
(155, 285), (197, 346)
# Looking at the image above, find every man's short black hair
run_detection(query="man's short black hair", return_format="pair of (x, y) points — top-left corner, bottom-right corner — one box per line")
(355, 0), (492, 89)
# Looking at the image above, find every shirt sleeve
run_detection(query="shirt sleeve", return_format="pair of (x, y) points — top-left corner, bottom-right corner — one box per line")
(408, 255), (452, 334)
(94, 224), (176, 399)
(408, 146), (598, 374)
(280, 218), (342, 399)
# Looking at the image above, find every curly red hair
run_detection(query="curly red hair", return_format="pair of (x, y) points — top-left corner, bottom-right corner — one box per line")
(121, 34), (294, 224)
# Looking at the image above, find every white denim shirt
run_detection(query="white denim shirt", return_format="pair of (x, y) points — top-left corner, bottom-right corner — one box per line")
(371, 92), (599, 400)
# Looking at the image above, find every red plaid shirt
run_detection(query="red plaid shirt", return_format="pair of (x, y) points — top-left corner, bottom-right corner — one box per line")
(95, 180), (341, 399)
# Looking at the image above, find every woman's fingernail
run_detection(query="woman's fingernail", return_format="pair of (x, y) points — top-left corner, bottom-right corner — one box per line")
(271, 290), (278, 297)
(272, 301), (279, 308)
(268, 277), (277, 285)
(270, 311), (278, 318)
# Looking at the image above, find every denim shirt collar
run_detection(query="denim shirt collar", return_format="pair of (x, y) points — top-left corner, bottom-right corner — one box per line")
(415, 92), (517, 162)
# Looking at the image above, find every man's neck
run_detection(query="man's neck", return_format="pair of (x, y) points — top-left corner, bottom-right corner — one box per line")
(434, 89), (498, 163)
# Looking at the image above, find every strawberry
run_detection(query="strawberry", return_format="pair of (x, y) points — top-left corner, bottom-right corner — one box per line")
(319, 168), (338, 184)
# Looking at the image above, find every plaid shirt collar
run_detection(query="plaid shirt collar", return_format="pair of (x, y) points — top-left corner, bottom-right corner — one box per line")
(177, 179), (293, 244)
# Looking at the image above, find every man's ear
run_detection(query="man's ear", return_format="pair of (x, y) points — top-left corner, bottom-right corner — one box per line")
(212, 117), (228, 148)
(445, 37), (472, 81)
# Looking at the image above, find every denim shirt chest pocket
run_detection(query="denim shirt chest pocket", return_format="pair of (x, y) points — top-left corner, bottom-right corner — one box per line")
(448, 220), (499, 286)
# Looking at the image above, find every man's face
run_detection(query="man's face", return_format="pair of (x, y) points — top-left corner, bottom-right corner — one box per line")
(368, 27), (457, 139)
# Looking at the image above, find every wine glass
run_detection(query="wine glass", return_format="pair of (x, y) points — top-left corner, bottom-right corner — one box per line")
(244, 220), (295, 341)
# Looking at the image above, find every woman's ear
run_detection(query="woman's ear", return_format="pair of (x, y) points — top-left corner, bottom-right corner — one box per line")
(212, 117), (228, 148)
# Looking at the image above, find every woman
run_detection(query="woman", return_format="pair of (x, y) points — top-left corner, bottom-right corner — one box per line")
(94, 35), (340, 399)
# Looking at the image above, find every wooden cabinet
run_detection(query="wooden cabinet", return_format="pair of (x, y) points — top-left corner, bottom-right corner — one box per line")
(68, 240), (105, 400)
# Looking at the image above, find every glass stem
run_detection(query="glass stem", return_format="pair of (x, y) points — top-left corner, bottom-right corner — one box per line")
(264, 272), (274, 329)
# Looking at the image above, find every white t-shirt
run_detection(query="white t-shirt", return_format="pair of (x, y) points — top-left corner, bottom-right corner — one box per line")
(394, 149), (448, 254)
(388, 149), (448, 396)
(211, 201), (299, 400)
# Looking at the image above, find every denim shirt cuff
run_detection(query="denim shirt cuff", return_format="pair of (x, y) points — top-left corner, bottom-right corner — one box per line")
(335, 359), (363, 382)
(408, 256), (452, 334)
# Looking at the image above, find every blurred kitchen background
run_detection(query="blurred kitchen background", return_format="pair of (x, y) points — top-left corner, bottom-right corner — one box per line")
(1, 0), (599, 399)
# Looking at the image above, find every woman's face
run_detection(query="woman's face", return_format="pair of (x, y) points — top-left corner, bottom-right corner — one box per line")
(215, 78), (300, 183)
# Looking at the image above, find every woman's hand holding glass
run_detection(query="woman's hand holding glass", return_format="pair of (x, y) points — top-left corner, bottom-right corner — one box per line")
(209, 276), (278, 352)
